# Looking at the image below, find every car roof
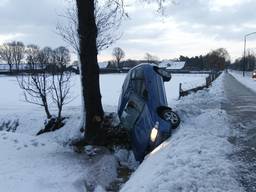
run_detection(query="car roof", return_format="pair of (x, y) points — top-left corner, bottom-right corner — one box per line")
(130, 63), (157, 71)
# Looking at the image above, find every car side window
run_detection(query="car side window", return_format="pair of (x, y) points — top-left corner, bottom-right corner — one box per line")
(121, 95), (144, 130)
(131, 70), (148, 100)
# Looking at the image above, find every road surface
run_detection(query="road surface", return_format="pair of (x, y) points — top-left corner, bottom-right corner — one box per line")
(223, 73), (256, 191)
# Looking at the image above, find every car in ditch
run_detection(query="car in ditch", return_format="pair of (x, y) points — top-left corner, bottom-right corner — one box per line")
(117, 64), (180, 161)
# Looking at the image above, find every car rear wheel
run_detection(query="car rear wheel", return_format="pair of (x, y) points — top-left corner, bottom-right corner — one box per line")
(161, 110), (180, 129)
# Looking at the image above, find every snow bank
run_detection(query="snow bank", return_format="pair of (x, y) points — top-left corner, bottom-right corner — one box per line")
(121, 74), (243, 192)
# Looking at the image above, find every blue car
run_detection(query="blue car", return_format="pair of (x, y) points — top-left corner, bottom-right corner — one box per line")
(117, 64), (180, 161)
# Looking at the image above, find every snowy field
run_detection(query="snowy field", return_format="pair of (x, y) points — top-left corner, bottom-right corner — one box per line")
(229, 70), (256, 93)
(1, 72), (232, 192)
(0, 73), (208, 110)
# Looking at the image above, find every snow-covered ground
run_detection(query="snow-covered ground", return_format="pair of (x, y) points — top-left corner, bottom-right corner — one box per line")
(229, 70), (256, 93)
(0, 73), (212, 192)
(121, 74), (243, 192)
(0, 131), (118, 192)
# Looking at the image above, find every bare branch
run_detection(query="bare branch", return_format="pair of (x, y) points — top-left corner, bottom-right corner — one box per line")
(0, 41), (25, 73)
(50, 46), (72, 119)
(16, 45), (52, 119)
(57, 0), (125, 54)
(112, 47), (125, 68)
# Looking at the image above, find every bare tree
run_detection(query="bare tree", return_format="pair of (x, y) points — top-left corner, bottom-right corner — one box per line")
(75, 0), (164, 145)
(17, 45), (52, 119)
(51, 46), (72, 120)
(0, 43), (13, 72)
(12, 41), (25, 71)
(206, 48), (230, 71)
(57, 0), (123, 54)
(144, 52), (159, 64)
(112, 47), (125, 68)
(17, 45), (73, 134)
(0, 41), (25, 73)
(245, 49), (256, 71)
(76, 0), (104, 144)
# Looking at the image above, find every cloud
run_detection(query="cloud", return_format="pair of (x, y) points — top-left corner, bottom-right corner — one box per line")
(0, 0), (68, 47)
(98, 0), (256, 61)
(0, 33), (25, 44)
(165, 0), (256, 40)
(0, 0), (254, 61)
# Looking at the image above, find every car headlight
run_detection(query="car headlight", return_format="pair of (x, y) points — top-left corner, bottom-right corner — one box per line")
(150, 127), (158, 142)
(253, 72), (256, 76)
(150, 122), (159, 142)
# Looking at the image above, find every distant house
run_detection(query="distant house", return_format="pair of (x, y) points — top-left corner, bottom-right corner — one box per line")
(0, 64), (8, 72)
(98, 61), (109, 69)
(159, 60), (185, 70)
(0, 63), (29, 72)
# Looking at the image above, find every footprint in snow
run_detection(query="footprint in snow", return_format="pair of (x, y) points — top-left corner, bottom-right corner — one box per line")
(24, 144), (28, 148)
(31, 142), (38, 147)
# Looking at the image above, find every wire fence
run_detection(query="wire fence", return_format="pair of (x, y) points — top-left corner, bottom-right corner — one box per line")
(179, 72), (222, 98)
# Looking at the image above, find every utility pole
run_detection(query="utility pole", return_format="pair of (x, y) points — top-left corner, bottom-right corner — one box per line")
(243, 32), (256, 77)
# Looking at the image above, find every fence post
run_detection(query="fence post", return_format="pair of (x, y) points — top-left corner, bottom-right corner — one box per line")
(179, 83), (182, 99)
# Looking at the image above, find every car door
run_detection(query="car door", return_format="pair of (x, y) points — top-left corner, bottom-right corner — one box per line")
(120, 93), (145, 130)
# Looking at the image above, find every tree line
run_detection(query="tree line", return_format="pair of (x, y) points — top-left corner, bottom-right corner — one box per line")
(0, 41), (75, 74)
(108, 50), (159, 69)
(230, 49), (256, 71)
(181, 48), (231, 71)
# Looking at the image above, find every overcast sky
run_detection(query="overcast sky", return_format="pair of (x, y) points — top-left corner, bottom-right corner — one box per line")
(0, 0), (256, 62)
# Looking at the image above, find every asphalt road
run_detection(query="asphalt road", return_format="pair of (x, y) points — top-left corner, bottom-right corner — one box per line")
(223, 73), (256, 191)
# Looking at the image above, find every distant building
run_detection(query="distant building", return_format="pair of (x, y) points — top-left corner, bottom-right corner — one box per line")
(98, 61), (109, 69)
(0, 64), (8, 71)
(0, 63), (29, 72)
(159, 60), (185, 70)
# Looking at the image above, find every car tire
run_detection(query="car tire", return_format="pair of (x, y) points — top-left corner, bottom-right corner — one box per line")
(161, 109), (180, 129)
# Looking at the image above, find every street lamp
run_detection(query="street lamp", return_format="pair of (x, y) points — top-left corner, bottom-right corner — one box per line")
(243, 32), (256, 76)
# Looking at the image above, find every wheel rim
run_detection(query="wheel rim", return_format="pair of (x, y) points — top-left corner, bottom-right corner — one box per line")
(163, 111), (179, 124)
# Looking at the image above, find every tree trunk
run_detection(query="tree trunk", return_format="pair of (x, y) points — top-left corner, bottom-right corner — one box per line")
(117, 59), (120, 69)
(42, 97), (52, 119)
(8, 63), (12, 73)
(57, 104), (62, 120)
(76, 0), (104, 144)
